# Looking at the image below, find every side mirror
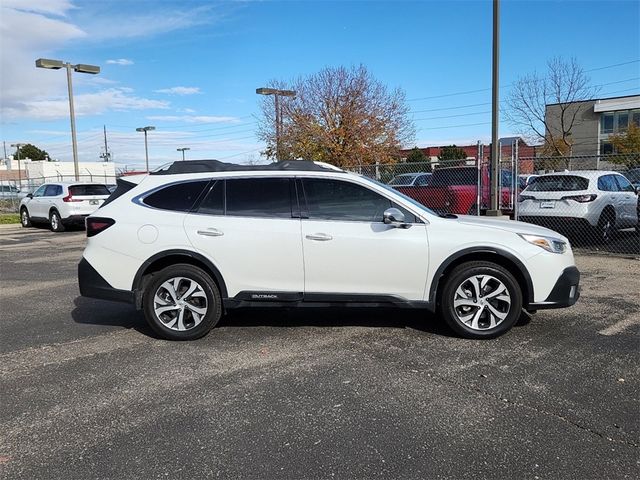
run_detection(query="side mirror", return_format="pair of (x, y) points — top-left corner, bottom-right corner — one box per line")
(26, 193), (33, 199)
(383, 208), (410, 228)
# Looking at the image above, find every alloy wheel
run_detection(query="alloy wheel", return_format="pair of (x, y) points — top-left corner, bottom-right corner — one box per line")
(452, 274), (511, 330)
(153, 277), (208, 331)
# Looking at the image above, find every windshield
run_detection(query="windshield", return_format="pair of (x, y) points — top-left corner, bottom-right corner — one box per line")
(527, 175), (589, 192)
(388, 174), (418, 186)
(625, 169), (640, 183)
(360, 175), (438, 216)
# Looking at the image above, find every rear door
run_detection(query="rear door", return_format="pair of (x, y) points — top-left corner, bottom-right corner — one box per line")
(68, 184), (111, 214)
(184, 177), (304, 298)
(299, 177), (429, 301)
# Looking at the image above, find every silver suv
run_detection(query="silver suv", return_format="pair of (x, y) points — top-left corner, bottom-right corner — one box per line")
(518, 171), (639, 242)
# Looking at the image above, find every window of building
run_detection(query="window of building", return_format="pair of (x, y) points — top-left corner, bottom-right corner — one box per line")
(599, 140), (614, 155)
(143, 181), (209, 212)
(618, 112), (629, 132)
(601, 113), (614, 134)
(225, 178), (293, 218)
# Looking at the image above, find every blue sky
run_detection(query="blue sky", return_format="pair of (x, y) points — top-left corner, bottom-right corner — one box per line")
(1, 0), (639, 170)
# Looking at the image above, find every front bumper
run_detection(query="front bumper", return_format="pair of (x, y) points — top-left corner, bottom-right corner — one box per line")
(527, 266), (580, 310)
(78, 257), (135, 304)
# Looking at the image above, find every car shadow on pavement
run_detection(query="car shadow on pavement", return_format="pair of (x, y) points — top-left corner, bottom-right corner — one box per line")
(71, 297), (533, 340)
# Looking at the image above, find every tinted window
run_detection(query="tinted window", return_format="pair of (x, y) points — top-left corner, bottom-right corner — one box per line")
(389, 174), (417, 186)
(430, 168), (476, 186)
(303, 178), (392, 222)
(613, 175), (635, 192)
(69, 184), (110, 196)
(144, 181), (209, 211)
(198, 180), (224, 215)
(528, 175), (589, 192)
(226, 178), (292, 218)
(44, 185), (61, 196)
(597, 175), (618, 192)
(415, 174), (431, 186)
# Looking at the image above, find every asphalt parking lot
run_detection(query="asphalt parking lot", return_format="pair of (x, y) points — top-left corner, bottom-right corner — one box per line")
(1, 225), (638, 479)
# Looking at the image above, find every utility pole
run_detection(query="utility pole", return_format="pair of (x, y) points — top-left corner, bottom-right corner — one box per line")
(487, 0), (502, 216)
(10, 143), (24, 189)
(100, 125), (111, 162)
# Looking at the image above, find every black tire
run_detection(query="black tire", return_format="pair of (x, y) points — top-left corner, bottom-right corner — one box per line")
(438, 261), (523, 339)
(594, 209), (615, 244)
(142, 264), (222, 341)
(20, 207), (31, 228)
(49, 210), (65, 232)
(467, 204), (478, 216)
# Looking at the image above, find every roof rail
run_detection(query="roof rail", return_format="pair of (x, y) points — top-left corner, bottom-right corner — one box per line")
(150, 159), (345, 175)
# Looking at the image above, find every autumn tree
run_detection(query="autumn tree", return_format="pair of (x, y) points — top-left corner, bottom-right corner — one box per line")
(608, 122), (640, 167)
(400, 147), (431, 174)
(12, 143), (49, 161)
(438, 145), (467, 162)
(257, 65), (415, 168)
(505, 57), (598, 156)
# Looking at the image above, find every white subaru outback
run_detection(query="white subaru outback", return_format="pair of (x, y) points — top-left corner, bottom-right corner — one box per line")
(78, 160), (580, 340)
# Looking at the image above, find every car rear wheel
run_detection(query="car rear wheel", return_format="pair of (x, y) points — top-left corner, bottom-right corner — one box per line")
(20, 208), (31, 228)
(439, 261), (523, 339)
(49, 210), (65, 232)
(143, 264), (222, 341)
(595, 209), (615, 244)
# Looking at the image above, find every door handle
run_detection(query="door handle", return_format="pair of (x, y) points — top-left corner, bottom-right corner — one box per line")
(306, 233), (333, 241)
(197, 228), (224, 237)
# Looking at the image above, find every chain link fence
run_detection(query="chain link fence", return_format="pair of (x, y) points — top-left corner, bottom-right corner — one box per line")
(0, 175), (117, 214)
(349, 152), (640, 256)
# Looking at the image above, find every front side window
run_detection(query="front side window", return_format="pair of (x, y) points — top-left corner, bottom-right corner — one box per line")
(33, 185), (46, 197)
(303, 178), (399, 222)
(225, 178), (293, 218)
(143, 181), (209, 212)
(613, 175), (635, 192)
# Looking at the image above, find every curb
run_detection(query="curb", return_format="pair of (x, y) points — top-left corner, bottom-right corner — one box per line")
(0, 223), (21, 230)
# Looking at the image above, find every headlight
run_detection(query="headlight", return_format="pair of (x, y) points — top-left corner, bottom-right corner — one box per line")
(519, 234), (567, 254)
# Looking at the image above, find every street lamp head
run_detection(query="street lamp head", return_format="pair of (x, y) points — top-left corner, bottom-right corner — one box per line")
(136, 126), (156, 132)
(177, 147), (190, 151)
(35, 58), (63, 69)
(74, 64), (100, 74)
(256, 87), (297, 97)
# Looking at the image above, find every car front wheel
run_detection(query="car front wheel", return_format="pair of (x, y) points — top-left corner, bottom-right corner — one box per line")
(439, 261), (523, 339)
(20, 207), (31, 228)
(142, 264), (222, 341)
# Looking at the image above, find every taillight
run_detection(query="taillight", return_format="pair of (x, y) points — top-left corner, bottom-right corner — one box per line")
(561, 194), (597, 203)
(86, 217), (115, 237)
(63, 194), (82, 202)
(518, 195), (534, 202)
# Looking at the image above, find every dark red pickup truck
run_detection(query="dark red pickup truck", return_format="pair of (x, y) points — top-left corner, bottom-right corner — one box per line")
(394, 166), (514, 215)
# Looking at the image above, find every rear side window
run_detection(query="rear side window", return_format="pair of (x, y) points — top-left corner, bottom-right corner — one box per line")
(528, 175), (589, 192)
(226, 178), (293, 218)
(69, 184), (110, 196)
(430, 168), (476, 186)
(197, 180), (224, 215)
(597, 175), (618, 192)
(144, 181), (209, 212)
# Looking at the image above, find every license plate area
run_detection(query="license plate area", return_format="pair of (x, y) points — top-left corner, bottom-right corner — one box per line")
(90, 200), (99, 205)
(540, 201), (555, 209)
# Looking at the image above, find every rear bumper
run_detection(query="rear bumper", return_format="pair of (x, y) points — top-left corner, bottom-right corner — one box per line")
(527, 266), (580, 310)
(78, 257), (135, 304)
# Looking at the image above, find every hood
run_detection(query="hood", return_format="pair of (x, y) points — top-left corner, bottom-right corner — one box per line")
(455, 214), (567, 240)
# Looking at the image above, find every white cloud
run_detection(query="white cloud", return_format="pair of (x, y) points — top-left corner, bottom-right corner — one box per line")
(2, 0), (76, 17)
(146, 115), (240, 124)
(106, 58), (134, 66)
(4, 88), (170, 120)
(154, 87), (202, 96)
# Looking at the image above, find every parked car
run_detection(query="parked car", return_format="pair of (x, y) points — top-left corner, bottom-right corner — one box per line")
(388, 172), (432, 187)
(518, 171), (638, 242)
(78, 160), (580, 341)
(396, 166), (514, 215)
(0, 184), (26, 199)
(518, 174), (539, 190)
(623, 167), (640, 189)
(20, 182), (111, 232)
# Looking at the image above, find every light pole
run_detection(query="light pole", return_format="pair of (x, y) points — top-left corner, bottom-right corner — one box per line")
(177, 147), (190, 161)
(136, 126), (156, 172)
(487, 0), (502, 216)
(35, 58), (100, 181)
(11, 143), (24, 189)
(256, 87), (296, 161)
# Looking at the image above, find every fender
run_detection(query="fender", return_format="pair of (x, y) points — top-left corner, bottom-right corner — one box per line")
(428, 246), (534, 306)
(132, 249), (228, 299)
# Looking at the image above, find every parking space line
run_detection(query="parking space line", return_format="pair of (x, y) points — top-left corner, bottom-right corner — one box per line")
(0, 279), (76, 298)
(598, 314), (640, 336)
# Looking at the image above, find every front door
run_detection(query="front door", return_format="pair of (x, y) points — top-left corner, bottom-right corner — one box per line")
(299, 178), (429, 301)
(184, 177), (304, 298)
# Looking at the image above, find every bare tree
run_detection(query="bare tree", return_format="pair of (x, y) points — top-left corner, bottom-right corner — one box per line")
(505, 57), (598, 156)
(257, 65), (415, 168)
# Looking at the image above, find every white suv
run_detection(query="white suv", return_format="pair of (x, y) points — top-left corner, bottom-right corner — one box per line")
(20, 182), (111, 232)
(78, 160), (580, 340)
